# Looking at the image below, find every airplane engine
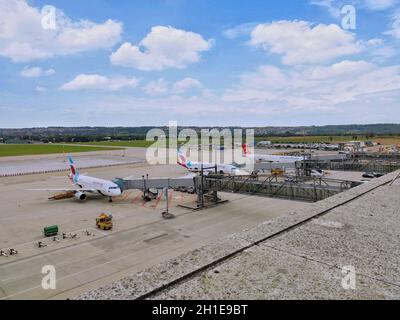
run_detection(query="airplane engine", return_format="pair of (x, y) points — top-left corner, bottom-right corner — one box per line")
(74, 192), (87, 201)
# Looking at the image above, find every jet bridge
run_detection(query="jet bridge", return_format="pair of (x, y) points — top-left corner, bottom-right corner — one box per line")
(253, 162), (296, 172)
(203, 174), (357, 202)
(114, 170), (358, 210)
(113, 175), (195, 192)
(299, 159), (400, 174)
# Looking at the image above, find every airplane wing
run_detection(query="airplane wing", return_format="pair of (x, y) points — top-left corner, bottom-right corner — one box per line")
(28, 188), (97, 192)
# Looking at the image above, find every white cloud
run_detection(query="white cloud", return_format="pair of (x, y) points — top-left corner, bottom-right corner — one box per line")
(60, 74), (138, 91)
(310, 0), (397, 15)
(222, 22), (260, 39)
(35, 86), (46, 92)
(45, 68), (56, 76)
(143, 78), (169, 95)
(143, 77), (203, 95)
(56, 19), (122, 53)
(110, 26), (213, 71)
(108, 60), (400, 118)
(361, 38), (397, 61)
(250, 21), (363, 65)
(222, 60), (400, 110)
(370, 45), (397, 62)
(0, 43), (52, 62)
(19, 66), (55, 77)
(0, 0), (122, 62)
(385, 11), (400, 39)
(310, 0), (341, 19)
(172, 78), (202, 93)
(363, 0), (397, 11)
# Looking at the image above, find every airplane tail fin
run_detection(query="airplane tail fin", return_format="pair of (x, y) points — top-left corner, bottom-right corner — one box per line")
(177, 148), (188, 168)
(68, 156), (79, 183)
(242, 143), (249, 155)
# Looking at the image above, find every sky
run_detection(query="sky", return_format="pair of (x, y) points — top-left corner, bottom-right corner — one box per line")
(0, 0), (399, 128)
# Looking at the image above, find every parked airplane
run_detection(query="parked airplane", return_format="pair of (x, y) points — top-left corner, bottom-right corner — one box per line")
(177, 148), (247, 175)
(242, 144), (305, 163)
(30, 156), (122, 202)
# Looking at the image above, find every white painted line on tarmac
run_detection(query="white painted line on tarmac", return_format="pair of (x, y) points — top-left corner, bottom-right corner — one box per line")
(0, 237), (169, 299)
(0, 228), (104, 267)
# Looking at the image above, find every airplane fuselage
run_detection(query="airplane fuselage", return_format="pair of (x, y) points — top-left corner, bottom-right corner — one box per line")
(30, 156), (123, 202)
(72, 174), (122, 197)
(184, 161), (240, 175)
(249, 154), (305, 163)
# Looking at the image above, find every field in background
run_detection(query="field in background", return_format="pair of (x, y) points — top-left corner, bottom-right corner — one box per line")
(76, 140), (154, 148)
(256, 135), (400, 145)
(77, 139), (189, 148)
(0, 144), (123, 157)
(79, 135), (400, 148)
(3, 134), (398, 157)
(373, 137), (400, 145)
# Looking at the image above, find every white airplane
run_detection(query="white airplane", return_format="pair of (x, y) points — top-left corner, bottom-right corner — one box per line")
(242, 144), (305, 163)
(177, 148), (247, 175)
(30, 156), (122, 202)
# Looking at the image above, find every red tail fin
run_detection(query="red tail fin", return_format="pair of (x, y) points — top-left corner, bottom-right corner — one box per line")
(242, 143), (249, 155)
(177, 148), (188, 168)
(68, 156), (76, 174)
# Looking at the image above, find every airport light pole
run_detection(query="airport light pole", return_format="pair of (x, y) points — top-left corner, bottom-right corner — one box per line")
(214, 164), (218, 203)
(162, 178), (174, 219)
(200, 164), (204, 208)
(166, 178), (169, 214)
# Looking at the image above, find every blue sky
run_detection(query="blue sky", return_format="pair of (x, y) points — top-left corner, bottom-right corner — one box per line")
(0, 0), (399, 127)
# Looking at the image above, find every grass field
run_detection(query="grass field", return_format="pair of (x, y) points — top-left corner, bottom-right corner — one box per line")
(256, 135), (400, 145)
(0, 144), (123, 157)
(4, 134), (397, 157)
(79, 135), (400, 148)
(76, 139), (196, 148)
(76, 140), (154, 148)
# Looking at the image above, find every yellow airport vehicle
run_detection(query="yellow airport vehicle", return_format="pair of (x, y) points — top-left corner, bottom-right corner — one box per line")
(271, 168), (285, 176)
(96, 213), (113, 230)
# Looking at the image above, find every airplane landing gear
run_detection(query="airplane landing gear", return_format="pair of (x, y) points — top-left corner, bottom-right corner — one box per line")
(109, 197), (113, 203)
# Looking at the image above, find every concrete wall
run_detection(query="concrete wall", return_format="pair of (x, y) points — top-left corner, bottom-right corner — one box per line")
(76, 170), (400, 300)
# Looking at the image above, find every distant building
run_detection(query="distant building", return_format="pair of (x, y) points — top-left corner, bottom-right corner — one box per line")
(257, 141), (272, 147)
(338, 141), (363, 152)
(5, 139), (32, 144)
(365, 140), (377, 147)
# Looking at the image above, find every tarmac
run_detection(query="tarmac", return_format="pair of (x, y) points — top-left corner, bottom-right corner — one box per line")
(0, 148), (146, 177)
(0, 151), (308, 299)
(1, 147), (395, 300)
(76, 170), (400, 300)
